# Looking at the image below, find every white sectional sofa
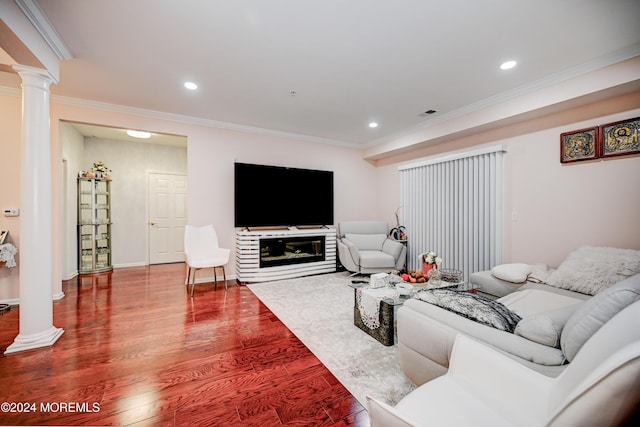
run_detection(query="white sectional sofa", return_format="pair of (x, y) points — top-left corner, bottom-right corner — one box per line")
(396, 246), (640, 386)
(369, 299), (640, 427)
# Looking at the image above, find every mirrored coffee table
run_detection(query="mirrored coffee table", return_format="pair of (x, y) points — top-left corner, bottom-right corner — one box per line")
(350, 280), (480, 346)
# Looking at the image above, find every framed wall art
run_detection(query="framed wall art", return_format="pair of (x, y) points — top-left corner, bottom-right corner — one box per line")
(560, 127), (599, 163)
(0, 230), (7, 245)
(600, 116), (640, 158)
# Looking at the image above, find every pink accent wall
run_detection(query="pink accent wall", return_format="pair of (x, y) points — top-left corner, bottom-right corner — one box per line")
(0, 92), (22, 301)
(0, 78), (639, 303)
(45, 101), (381, 295)
(375, 102), (640, 268)
(503, 109), (640, 266)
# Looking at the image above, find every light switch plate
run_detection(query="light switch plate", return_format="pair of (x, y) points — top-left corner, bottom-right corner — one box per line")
(3, 208), (20, 217)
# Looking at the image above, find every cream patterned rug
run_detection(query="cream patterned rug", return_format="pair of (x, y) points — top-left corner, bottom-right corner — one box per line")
(247, 272), (415, 408)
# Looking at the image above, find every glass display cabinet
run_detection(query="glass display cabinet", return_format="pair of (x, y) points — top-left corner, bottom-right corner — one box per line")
(78, 177), (112, 274)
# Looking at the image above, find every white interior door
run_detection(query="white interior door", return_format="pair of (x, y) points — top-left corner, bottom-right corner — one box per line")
(148, 173), (187, 264)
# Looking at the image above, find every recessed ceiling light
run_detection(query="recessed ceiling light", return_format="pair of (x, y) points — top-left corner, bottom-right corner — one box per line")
(126, 129), (151, 139)
(369, 122), (379, 128)
(184, 81), (198, 90)
(500, 60), (517, 70)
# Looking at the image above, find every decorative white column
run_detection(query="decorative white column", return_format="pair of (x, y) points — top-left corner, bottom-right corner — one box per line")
(5, 65), (64, 354)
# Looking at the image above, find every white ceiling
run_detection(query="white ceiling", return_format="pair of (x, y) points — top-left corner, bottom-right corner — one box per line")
(3, 0), (640, 147)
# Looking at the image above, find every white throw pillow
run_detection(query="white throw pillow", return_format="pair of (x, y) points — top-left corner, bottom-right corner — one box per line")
(560, 273), (640, 362)
(528, 263), (551, 283)
(545, 246), (640, 295)
(491, 263), (532, 283)
(515, 303), (581, 348)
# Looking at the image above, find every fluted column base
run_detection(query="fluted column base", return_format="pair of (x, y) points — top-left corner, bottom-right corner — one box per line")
(4, 327), (64, 355)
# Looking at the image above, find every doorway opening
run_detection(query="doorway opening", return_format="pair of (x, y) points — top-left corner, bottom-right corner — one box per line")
(60, 121), (188, 279)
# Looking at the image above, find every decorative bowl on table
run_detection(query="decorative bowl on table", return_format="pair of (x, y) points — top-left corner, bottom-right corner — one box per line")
(439, 269), (463, 285)
(399, 270), (427, 285)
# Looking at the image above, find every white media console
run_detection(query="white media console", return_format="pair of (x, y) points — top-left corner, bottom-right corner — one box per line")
(236, 227), (336, 283)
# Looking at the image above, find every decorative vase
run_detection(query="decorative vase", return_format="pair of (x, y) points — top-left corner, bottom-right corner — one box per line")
(422, 262), (435, 276)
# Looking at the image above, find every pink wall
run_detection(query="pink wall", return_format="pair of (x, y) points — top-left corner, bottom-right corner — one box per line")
(1, 78), (639, 303)
(182, 126), (382, 257)
(503, 109), (640, 266)
(375, 104), (640, 268)
(0, 91), (22, 302)
(45, 101), (381, 290)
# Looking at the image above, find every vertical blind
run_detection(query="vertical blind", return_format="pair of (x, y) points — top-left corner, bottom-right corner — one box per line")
(399, 146), (504, 282)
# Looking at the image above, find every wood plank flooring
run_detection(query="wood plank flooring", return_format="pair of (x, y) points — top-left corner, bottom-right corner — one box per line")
(0, 264), (370, 426)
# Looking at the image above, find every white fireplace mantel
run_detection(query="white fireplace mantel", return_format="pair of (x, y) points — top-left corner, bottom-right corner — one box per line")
(236, 227), (336, 283)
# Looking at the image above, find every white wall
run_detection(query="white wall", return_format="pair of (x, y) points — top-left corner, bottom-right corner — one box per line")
(60, 122), (84, 279)
(82, 138), (187, 268)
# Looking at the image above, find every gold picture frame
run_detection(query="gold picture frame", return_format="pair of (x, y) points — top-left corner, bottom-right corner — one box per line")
(560, 127), (599, 163)
(600, 116), (640, 158)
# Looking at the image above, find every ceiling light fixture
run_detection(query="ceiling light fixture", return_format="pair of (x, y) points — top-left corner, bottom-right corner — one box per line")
(500, 60), (517, 70)
(369, 122), (379, 128)
(126, 129), (151, 139)
(184, 81), (198, 90)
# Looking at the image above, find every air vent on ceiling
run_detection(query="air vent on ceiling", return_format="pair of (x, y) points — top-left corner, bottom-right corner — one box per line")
(418, 109), (437, 117)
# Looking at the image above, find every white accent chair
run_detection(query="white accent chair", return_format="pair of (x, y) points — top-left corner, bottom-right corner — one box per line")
(337, 221), (406, 275)
(184, 225), (231, 296)
(367, 300), (640, 427)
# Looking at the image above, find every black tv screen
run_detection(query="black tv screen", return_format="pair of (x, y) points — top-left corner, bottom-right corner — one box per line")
(234, 162), (334, 228)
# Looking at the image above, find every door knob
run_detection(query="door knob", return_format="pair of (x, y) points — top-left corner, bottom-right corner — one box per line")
(150, 221), (156, 226)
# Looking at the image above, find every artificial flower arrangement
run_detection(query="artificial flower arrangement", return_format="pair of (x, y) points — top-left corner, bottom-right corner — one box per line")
(79, 161), (112, 179)
(92, 161), (111, 174)
(418, 251), (443, 284)
(418, 251), (442, 266)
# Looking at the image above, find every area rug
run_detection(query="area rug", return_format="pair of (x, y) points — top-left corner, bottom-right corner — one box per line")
(247, 272), (415, 407)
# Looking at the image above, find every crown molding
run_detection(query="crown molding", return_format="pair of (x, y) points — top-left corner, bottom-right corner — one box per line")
(51, 94), (360, 149)
(0, 86), (20, 97)
(0, 83), (358, 147)
(365, 45), (640, 149)
(14, 0), (73, 60)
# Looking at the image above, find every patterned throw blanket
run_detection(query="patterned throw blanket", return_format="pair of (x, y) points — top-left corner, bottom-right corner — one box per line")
(416, 289), (522, 332)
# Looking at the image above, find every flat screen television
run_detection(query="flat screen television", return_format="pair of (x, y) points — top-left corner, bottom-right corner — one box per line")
(234, 162), (334, 228)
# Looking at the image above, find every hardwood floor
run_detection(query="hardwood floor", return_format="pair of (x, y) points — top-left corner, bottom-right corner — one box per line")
(0, 264), (369, 426)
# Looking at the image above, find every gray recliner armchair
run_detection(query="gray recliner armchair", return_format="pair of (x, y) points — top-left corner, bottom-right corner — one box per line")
(337, 221), (406, 275)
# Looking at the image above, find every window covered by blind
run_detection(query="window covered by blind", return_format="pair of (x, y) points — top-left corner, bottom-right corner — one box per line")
(399, 146), (504, 282)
